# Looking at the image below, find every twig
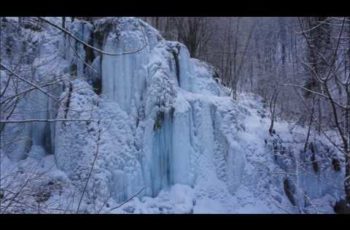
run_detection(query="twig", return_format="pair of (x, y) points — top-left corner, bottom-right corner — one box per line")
(0, 119), (98, 123)
(108, 187), (145, 212)
(39, 17), (148, 56)
(281, 83), (347, 109)
(76, 120), (101, 213)
(0, 63), (58, 101)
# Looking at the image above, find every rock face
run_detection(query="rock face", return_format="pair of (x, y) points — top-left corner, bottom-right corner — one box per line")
(0, 17), (345, 213)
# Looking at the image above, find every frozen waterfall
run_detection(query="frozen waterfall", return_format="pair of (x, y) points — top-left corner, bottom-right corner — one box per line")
(1, 17), (344, 213)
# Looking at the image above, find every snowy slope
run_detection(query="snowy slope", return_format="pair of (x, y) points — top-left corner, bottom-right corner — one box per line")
(0, 17), (345, 213)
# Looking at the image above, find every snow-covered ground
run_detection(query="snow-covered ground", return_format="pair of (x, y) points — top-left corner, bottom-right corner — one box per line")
(0, 17), (345, 213)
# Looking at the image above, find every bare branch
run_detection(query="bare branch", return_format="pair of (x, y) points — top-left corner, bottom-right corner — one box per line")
(0, 119), (97, 123)
(108, 187), (145, 212)
(282, 83), (347, 109)
(76, 120), (101, 213)
(38, 17), (148, 56)
(0, 63), (58, 101)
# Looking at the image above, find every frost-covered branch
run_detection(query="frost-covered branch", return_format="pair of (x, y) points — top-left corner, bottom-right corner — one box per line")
(76, 120), (101, 213)
(108, 187), (145, 212)
(0, 63), (58, 101)
(67, 38), (99, 74)
(38, 17), (148, 56)
(0, 80), (62, 106)
(295, 17), (331, 35)
(282, 83), (347, 109)
(0, 119), (97, 123)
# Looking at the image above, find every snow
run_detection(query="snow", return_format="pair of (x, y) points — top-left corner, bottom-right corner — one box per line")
(0, 153), (76, 213)
(106, 184), (194, 214)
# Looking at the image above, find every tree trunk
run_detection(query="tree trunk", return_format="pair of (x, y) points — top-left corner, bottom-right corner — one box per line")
(345, 154), (350, 207)
(304, 98), (315, 152)
(62, 17), (66, 29)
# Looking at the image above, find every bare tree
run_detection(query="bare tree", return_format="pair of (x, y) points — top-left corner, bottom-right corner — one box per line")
(269, 89), (280, 136)
(296, 17), (350, 210)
